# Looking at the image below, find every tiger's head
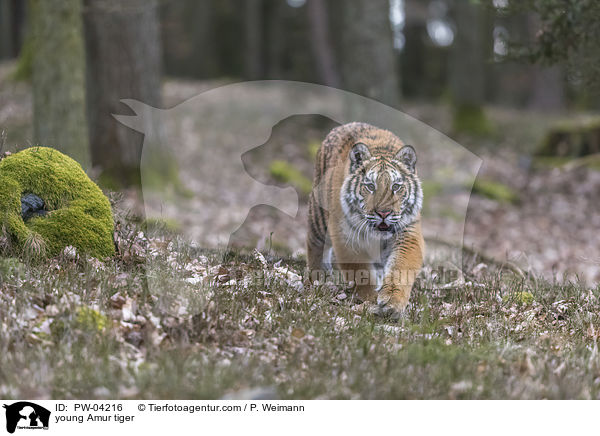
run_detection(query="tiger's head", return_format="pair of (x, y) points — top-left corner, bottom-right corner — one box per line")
(340, 141), (423, 241)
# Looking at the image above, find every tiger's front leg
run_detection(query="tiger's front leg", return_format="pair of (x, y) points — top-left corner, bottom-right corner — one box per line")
(336, 261), (378, 304)
(376, 232), (424, 318)
(376, 273), (415, 318)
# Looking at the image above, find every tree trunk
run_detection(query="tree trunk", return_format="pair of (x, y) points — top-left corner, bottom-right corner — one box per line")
(11, 0), (26, 55)
(30, 0), (89, 168)
(525, 14), (564, 112)
(0, 0), (12, 59)
(266, 0), (284, 78)
(161, 0), (218, 79)
(449, 0), (492, 134)
(244, 0), (263, 80)
(338, 0), (400, 107)
(402, 0), (429, 97)
(307, 0), (340, 88)
(0, 0), (25, 59)
(83, 0), (162, 186)
(529, 66), (565, 112)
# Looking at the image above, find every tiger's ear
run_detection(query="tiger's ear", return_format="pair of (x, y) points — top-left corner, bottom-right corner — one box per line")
(396, 145), (417, 172)
(349, 142), (371, 170)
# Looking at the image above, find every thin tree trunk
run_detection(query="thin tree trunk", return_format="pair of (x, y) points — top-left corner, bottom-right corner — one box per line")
(30, 0), (89, 168)
(11, 0), (25, 56)
(0, 0), (12, 59)
(450, 0), (487, 108)
(83, 0), (162, 186)
(526, 14), (564, 112)
(266, 0), (284, 78)
(402, 0), (429, 97)
(307, 0), (340, 88)
(450, 0), (492, 133)
(529, 66), (565, 111)
(339, 0), (400, 107)
(1, 0), (25, 58)
(244, 0), (263, 80)
(161, 0), (217, 78)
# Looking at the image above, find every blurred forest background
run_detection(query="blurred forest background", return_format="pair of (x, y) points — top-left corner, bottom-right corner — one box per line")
(1, 0), (600, 282)
(2, 0), (598, 160)
(2, 0), (599, 176)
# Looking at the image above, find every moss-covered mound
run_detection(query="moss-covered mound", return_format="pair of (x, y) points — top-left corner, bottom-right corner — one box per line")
(537, 116), (600, 158)
(0, 147), (114, 259)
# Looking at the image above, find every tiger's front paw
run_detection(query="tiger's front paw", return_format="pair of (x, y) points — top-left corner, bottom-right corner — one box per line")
(376, 288), (409, 320)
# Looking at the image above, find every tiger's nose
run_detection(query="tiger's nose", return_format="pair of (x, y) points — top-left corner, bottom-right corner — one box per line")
(376, 209), (392, 219)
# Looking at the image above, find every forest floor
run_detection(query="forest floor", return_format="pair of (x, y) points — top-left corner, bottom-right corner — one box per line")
(2, 232), (600, 399)
(1, 63), (600, 398)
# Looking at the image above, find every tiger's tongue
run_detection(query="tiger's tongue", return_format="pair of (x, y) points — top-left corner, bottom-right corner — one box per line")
(378, 223), (389, 230)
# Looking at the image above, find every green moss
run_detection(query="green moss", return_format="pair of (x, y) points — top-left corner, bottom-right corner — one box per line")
(97, 163), (185, 194)
(533, 155), (600, 170)
(0, 147), (115, 259)
(472, 178), (519, 204)
(142, 165), (194, 199)
(503, 291), (534, 306)
(307, 140), (321, 160)
(75, 307), (108, 332)
(421, 180), (443, 215)
(421, 181), (443, 199)
(533, 156), (572, 168)
(269, 160), (312, 195)
(143, 217), (181, 235)
(452, 103), (495, 136)
(438, 207), (463, 221)
(10, 35), (34, 81)
(96, 171), (128, 192)
(567, 155), (600, 170)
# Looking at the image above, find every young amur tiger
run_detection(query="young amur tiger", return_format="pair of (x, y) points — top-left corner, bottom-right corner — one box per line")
(307, 122), (424, 317)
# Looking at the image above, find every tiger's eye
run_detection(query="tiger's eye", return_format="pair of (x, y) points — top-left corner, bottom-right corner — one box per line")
(392, 183), (402, 192)
(364, 183), (376, 193)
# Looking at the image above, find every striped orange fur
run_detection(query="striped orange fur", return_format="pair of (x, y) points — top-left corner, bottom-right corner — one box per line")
(307, 122), (425, 317)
